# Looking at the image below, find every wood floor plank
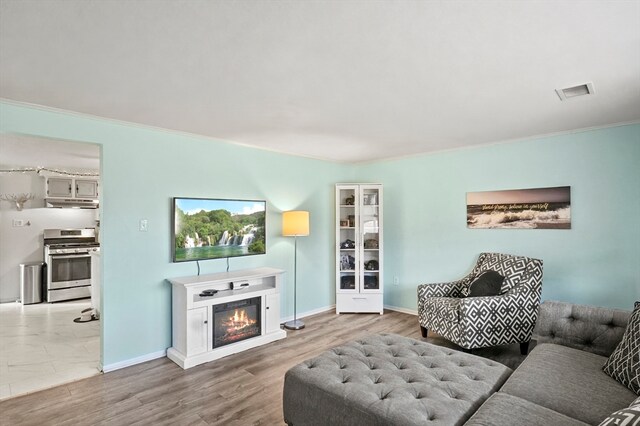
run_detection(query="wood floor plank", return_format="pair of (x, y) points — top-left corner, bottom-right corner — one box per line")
(0, 309), (528, 426)
(56, 397), (144, 426)
(0, 384), (72, 421)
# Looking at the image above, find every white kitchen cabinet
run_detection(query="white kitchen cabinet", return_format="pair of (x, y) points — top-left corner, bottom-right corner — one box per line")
(46, 177), (99, 199)
(75, 179), (99, 199)
(335, 184), (383, 314)
(46, 177), (73, 198)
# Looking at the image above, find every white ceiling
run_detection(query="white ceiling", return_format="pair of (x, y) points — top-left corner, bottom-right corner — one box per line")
(1, 0), (639, 163)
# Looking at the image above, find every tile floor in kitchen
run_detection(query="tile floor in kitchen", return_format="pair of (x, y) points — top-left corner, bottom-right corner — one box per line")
(0, 300), (101, 400)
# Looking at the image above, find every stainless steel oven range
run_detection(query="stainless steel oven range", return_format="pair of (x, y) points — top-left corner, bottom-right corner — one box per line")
(43, 228), (99, 302)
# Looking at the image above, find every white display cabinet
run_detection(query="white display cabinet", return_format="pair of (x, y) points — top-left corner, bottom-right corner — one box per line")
(335, 184), (383, 314)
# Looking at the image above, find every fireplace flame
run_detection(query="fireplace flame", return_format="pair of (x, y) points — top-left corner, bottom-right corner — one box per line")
(227, 308), (256, 331)
(214, 301), (261, 348)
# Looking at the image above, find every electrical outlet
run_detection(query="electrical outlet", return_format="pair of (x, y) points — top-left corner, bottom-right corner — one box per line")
(393, 276), (400, 286)
(139, 219), (148, 232)
(12, 219), (25, 227)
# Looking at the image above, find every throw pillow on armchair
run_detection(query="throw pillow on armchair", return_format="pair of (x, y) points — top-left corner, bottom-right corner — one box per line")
(467, 270), (505, 297)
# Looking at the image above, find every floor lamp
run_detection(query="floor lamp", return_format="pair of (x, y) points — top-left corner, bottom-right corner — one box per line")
(282, 210), (309, 330)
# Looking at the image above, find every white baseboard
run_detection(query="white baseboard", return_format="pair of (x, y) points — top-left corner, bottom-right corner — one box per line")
(102, 349), (167, 373)
(102, 304), (414, 373)
(384, 304), (417, 316)
(280, 304), (335, 323)
(102, 306), (336, 373)
(282, 303), (417, 319)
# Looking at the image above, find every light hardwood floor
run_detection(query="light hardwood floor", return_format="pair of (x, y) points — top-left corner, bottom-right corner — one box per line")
(0, 309), (527, 426)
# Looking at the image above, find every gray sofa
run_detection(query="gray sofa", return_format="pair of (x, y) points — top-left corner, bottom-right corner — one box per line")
(465, 300), (637, 425)
(283, 301), (637, 425)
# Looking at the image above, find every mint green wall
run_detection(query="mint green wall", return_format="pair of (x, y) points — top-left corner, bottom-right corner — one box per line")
(357, 124), (640, 311)
(1, 102), (353, 366)
(2, 100), (638, 368)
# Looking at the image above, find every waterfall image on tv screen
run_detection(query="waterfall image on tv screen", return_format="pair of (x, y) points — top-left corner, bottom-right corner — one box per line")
(173, 198), (266, 262)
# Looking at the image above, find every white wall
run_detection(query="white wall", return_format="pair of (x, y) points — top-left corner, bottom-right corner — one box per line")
(0, 172), (98, 302)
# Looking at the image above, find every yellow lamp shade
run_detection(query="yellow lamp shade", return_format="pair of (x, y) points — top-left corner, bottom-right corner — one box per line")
(282, 210), (310, 236)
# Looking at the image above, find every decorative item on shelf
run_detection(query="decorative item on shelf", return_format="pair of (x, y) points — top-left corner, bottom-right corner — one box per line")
(363, 193), (378, 205)
(364, 260), (379, 271)
(340, 275), (356, 290)
(364, 275), (378, 289)
(340, 239), (355, 249)
(282, 210), (310, 330)
(340, 220), (349, 227)
(0, 193), (36, 211)
(364, 239), (379, 249)
(345, 195), (355, 205)
(348, 215), (355, 227)
(340, 254), (355, 270)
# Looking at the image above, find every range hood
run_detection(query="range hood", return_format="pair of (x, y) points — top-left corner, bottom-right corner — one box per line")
(46, 198), (99, 209)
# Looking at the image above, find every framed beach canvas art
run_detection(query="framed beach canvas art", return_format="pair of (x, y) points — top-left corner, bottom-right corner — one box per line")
(467, 186), (571, 229)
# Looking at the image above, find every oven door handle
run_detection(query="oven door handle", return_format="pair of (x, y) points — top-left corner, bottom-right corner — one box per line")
(48, 254), (91, 260)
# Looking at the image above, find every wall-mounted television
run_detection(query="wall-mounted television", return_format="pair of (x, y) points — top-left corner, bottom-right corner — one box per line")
(172, 197), (266, 262)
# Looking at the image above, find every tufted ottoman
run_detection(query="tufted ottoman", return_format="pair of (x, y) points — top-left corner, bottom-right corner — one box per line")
(283, 334), (512, 426)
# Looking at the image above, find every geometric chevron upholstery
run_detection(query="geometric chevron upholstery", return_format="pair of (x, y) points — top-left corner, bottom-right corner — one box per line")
(417, 253), (543, 350)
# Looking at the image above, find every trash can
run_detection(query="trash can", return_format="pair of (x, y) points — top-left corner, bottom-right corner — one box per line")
(20, 262), (43, 305)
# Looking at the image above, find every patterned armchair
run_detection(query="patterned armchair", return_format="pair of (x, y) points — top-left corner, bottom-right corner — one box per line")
(417, 252), (543, 354)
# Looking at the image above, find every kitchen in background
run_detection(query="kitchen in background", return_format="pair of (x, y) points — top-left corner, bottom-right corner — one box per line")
(0, 134), (102, 399)
(0, 167), (100, 305)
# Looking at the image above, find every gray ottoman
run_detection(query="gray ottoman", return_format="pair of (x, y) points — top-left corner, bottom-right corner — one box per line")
(283, 334), (512, 426)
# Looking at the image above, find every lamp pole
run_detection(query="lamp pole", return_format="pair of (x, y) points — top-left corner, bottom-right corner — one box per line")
(283, 210), (308, 330)
(285, 234), (304, 330)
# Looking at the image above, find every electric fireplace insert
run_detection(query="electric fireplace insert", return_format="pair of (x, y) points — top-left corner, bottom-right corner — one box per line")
(213, 297), (262, 348)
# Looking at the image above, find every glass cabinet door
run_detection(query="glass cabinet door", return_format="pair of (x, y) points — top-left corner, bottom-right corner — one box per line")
(337, 186), (358, 292)
(360, 186), (380, 292)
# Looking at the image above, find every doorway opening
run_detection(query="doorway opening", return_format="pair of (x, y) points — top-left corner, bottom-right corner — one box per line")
(0, 134), (102, 400)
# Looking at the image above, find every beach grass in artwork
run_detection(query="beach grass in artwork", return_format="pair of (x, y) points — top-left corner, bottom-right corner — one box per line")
(466, 186), (571, 229)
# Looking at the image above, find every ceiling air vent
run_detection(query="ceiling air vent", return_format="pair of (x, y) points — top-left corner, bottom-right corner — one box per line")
(556, 82), (595, 101)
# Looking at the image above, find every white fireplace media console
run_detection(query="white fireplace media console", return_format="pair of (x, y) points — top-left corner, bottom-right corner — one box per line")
(167, 267), (287, 369)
